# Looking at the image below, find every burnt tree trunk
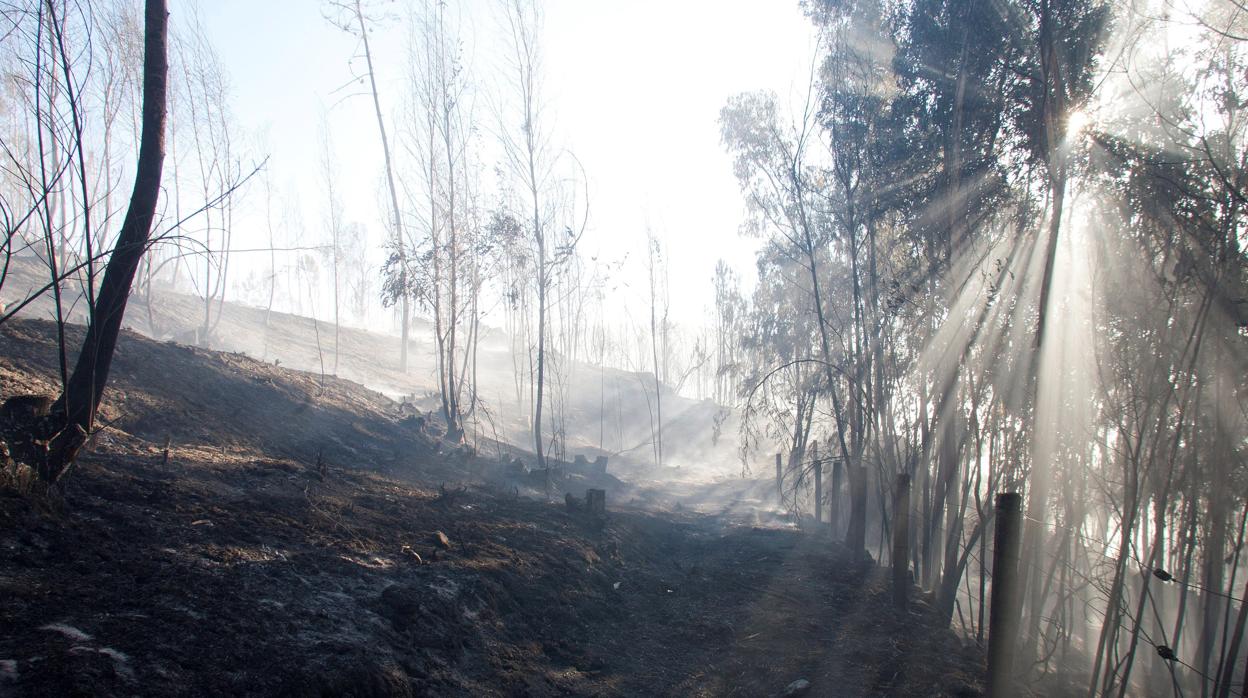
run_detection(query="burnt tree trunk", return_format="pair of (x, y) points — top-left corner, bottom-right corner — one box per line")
(43, 0), (168, 480)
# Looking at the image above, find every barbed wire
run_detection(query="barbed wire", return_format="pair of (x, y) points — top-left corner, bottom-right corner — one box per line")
(944, 512), (1236, 696)
(880, 496), (1238, 695)
(1023, 515), (1247, 606)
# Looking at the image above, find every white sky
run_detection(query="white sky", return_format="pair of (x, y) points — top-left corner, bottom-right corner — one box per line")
(196, 0), (819, 332)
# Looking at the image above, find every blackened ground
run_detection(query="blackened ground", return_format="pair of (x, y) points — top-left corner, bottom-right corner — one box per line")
(0, 319), (984, 697)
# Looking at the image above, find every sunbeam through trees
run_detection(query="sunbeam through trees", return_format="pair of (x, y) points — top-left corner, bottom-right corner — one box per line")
(0, 0), (1245, 696)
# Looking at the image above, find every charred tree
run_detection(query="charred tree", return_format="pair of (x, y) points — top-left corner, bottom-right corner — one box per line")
(39, 0), (168, 481)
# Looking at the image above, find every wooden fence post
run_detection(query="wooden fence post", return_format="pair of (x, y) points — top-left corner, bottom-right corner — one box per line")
(775, 452), (783, 500)
(586, 489), (606, 518)
(813, 442), (822, 525)
(987, 492), (1023, 697)
(892, 473), (911, 609)
(830, 458), (843, 538)
(846, 465), (868, 553)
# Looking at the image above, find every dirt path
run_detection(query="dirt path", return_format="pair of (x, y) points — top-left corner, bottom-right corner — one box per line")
(0, 460), (983, 697)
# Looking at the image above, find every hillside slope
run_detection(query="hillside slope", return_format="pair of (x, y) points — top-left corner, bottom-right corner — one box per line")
(0, 319), (983, 697)
(0, 256), (755, 475)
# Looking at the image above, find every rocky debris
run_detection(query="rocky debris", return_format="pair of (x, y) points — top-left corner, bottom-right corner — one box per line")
(397, 397), (419, 418)
(398, 413), (426, 432)
(69, 646), (134, 682)
(432, 530), (451, 550)
(376, 578), (479, 656)
(782, 678), (811, 696)
(0, 394), (52, 421)
(435, 483), (467, 504)
(400, 544), (424, 564)
(39, 623), (92, 642)
(379, 584), (423, 626)
(282, 655), (414, 698)
(564, 489), (607, 521)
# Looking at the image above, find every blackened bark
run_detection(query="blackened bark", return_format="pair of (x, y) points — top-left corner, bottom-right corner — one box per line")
(43, 0), (167, 480)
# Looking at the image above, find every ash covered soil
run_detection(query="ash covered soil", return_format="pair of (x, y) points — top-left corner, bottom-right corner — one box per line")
(0, 319), (984, 697)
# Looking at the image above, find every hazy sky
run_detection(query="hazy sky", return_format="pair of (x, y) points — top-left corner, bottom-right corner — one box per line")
(196, 1), (819, 332)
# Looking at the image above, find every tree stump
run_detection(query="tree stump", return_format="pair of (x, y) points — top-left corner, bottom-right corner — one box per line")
(586, 489), (606, 518)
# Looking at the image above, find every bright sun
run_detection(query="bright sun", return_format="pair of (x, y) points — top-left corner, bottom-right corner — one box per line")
(1066, 108), (1092, 136)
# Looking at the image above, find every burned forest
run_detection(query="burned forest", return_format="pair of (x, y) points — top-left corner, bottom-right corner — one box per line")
(1, 0), (1247, 696)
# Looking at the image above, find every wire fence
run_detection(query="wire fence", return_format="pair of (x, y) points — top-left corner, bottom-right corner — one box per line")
(1013, 512), (1244, 696)
(773, 451), (1245, 697)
